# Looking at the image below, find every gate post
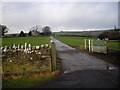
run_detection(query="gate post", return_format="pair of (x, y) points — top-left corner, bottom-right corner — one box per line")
(106, 39), (109, 54)
(91, 39), (93, 52)
(51, 40), (56, 71)
(88, 39), (91, 51)
(85, 39), (86, 49)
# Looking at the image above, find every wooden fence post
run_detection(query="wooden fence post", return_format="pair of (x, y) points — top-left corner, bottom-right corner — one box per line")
(85, 39), (86, 49)
(91, 39), (93, 52)
(106, 39), (109, 54)
(51, 41), (56, 71)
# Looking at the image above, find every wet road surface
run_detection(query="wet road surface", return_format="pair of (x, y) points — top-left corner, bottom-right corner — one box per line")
(50, 37), (118, 73)
(35, 70), (119, 88)
(33, 37), (119, 88)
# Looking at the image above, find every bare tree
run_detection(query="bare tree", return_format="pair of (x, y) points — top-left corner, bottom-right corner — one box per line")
(29, 25), (43, 36)
(30, 25), (42, 33)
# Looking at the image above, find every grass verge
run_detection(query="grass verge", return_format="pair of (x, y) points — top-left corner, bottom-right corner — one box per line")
(2, 70), (60, 88)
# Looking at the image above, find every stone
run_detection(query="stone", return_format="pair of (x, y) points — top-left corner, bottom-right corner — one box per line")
(45, 44), (49, 47)
(32, 46), (36, 50)
(9, 46), (12, 50)
(10, 60), (12, 62)
(41, 45), (44, 48)
(18, 45), (20, 51)
(12, 44), (16, 49)
(1, 47), (4, 52)
(3, 46), (7, 52)
(1, 47), (3, 50)
(36, 46), (40, 50)
(28, 44), (31, 50)
(36, 52), (41, 55)
(21, 45), (24, 49)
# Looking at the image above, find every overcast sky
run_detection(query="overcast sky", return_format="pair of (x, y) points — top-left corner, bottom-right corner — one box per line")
(1, 1), (118, 34)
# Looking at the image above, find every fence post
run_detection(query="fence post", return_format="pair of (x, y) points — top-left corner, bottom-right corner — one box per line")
(85, 39), (86, 49)
(106, 39), (109, 54)
(51, 40), (56, 71)
(88, 39), (91, 51)
(91, 39), (93, 52)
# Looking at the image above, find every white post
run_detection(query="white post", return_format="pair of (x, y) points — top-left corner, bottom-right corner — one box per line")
(85, 39), (86, 49)
(89, 39), (91, 51)
(91, 39), (93, 52)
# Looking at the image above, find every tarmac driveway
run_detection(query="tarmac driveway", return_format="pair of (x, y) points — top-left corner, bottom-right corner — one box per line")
(50, 37), (118, 73)
(33, 37), (119, 88)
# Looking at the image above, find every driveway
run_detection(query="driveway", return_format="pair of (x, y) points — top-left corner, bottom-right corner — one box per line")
(50, 37), (118, 73)
(33, 37), (119, 88)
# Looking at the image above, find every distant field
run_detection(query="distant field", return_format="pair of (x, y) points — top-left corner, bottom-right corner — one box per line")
(53, 30), (106, 37)
(54, 36), (120, 50)
(2, 36), (50, 47)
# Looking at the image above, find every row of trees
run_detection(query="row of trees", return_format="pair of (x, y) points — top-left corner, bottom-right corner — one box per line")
(20, 25), (52, 37)
(0, 25), (52, 37)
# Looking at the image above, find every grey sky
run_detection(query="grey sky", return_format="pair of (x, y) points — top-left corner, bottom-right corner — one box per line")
(2, 1), (118, 33)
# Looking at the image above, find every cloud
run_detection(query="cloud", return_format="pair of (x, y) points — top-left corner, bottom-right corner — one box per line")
(2, 0), (120, 2)
(2, 2), (118, 33)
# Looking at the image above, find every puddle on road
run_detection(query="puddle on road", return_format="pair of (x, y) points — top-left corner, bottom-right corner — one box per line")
(106, 67), (118, 70)
(63, 70), (75, 74)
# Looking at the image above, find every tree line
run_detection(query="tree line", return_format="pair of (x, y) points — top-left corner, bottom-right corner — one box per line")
(0, 25), (52, 37)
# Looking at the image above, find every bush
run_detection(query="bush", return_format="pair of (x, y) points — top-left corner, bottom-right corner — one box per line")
(98, 29), (119, 40)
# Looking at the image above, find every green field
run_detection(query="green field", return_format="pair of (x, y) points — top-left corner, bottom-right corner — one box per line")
(2, 36), (50, 47)
(54, 36), (120, 50)
(54, 36), (96, 47)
